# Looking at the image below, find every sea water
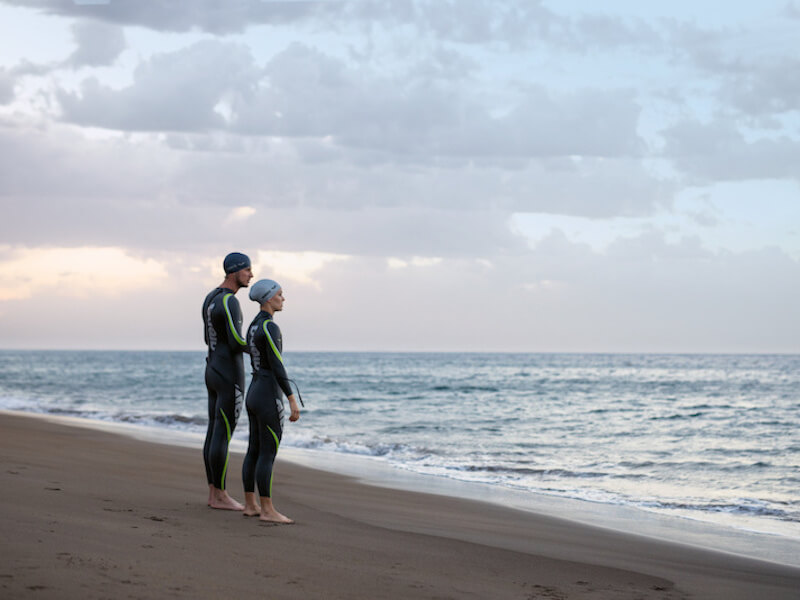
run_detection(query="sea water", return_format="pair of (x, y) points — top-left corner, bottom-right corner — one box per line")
(1, 350), (798, 561)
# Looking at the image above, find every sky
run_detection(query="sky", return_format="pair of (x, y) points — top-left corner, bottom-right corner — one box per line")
(0, 0), (798, 353)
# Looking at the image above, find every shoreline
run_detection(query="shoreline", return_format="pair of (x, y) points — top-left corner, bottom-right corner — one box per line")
(2, 410), (799, 599)
(281, 446), (800, 567)
(4, 409), (800, 569)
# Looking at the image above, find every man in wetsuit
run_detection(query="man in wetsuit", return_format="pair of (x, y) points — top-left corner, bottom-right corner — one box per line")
(201, 252), (253, 510)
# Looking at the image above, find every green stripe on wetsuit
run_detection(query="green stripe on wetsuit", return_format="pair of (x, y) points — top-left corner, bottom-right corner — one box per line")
(224, 293), (247, 346)
(267, 425), (280, 496)
(263, 320), (284, 364)
(219, 408), (232, 490)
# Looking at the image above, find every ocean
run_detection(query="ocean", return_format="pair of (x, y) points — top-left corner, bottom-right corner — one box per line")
(1, 350), (798, 563)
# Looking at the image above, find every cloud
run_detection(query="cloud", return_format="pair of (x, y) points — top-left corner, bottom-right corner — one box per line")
(661, 118), (800, 183)
(387, 256), (442, 269)
(1, 213), (797, 353)
(721, 57), (800, 116)
(65, 20), (126, 67)
(0, 124), (156, 199)
(664, 16), (800, 120)
(4, 0), (332, 34)
(0, 113), (671, 260)
(573, 13), (660, 50)
(366, 0), (560, 46)
(0, 68), (14, 104)
(785, 3), (800, 19)
(58, 40), (257, 131)
(664, 19), (740, 75)
(1, 237), (795, 353)
(254, 249), (350, 287)
(1, 0), (797, 354)
(55, 39), (646, 162)
(224, 206), (257, 225)
(11, 0), (672, 57)
(0, 0), (636, 52)
(272, 231), (800, 352)
(0, 249), (209, 350)
(0, 245), (167, 301)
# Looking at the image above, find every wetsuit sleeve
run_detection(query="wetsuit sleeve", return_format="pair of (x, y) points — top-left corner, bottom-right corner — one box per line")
(222, 293), (248, 353)
(263, 320), (294, 398)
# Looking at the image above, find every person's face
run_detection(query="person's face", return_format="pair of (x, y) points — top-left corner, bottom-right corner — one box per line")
(236, 266), (253, 287)
(267, 289), (285, 312)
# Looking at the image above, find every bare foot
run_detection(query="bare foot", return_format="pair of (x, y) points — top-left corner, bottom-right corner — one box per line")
(242, 492), (260, 516)
(259, 510), (294, 524)
(209, 489), (244, 511)
(210, 497), (244, 510)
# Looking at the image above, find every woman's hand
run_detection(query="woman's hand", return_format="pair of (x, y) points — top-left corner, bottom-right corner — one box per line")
(287, 395), (301, 422)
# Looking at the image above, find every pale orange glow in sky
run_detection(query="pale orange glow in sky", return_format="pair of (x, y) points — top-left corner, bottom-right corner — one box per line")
(254, 250), (350, 288)
(0, 246), (167, 301)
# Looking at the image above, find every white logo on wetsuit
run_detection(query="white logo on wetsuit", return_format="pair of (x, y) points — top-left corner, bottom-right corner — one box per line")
(207, 303), (217, 351)
(276, 397), (285, 429)
(234, 385), (243, 421)
(249, 323), (261, 369)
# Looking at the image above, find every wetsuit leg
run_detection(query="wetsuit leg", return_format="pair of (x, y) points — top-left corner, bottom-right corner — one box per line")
(242, 393), (260, 494)
(204, 366), (241, 490)
(202, 375), (217, 485)
(243, 376), (284, 498)
(254, 401), (283, 498)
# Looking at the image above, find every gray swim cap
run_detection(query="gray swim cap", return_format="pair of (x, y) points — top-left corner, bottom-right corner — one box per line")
(249, 279), (281, 304)
(223, 252), (251, 274)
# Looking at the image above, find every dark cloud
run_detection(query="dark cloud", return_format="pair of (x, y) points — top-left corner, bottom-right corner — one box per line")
(65, 20), (126, 67)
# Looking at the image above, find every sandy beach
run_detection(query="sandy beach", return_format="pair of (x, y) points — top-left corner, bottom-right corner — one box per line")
(1, 411), (798, 600)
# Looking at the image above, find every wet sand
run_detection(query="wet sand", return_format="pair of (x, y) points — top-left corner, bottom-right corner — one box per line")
(1, 411), (798, 599)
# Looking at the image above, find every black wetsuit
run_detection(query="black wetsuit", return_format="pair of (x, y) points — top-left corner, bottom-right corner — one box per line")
(242, 311), (293, 498)
(202, 287), (247, 491)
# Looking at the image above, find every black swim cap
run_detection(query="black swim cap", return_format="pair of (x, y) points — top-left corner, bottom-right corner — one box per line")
(223, 252), (251, 274)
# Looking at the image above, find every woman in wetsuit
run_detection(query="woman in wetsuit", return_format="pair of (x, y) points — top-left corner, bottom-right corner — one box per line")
(241, 279), (301, 524)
